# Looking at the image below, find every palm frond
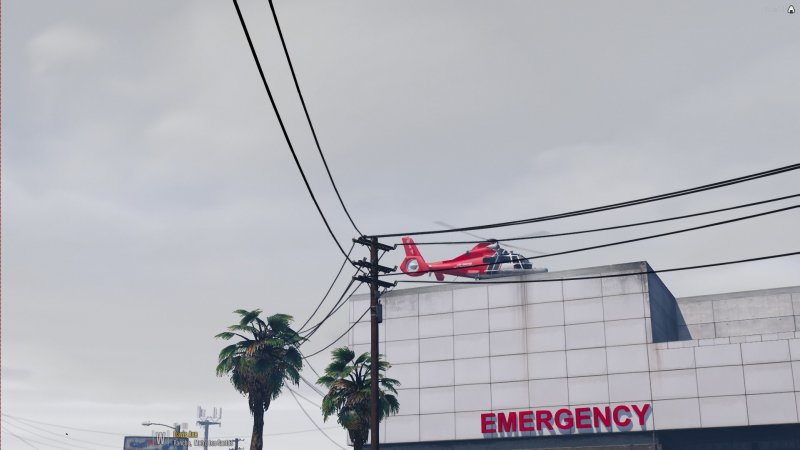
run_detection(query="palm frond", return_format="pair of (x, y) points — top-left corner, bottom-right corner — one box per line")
(353, 352), (370, 366)
(381, 394), (400, 416)
(227, 324), (259, 335)
(331, 347), (356, 364)
(217, 344), (239, 361)
(266, 313), (293, 332)
(317, 375), (336, 386)
(238, 309), (262, 326)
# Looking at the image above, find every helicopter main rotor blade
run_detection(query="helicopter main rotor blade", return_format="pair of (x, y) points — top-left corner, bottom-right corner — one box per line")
(498, 242), (548, 255)
(433, 221), (492, 241)
(515, 230), (550, 239)
(434, 221), (549, 255)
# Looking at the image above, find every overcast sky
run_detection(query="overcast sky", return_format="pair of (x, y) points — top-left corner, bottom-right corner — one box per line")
(2, 0), (799, 449)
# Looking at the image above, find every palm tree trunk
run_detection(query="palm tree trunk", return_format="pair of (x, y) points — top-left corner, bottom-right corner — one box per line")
(250, 403), (264, 450)
(350, 428), (366, 450)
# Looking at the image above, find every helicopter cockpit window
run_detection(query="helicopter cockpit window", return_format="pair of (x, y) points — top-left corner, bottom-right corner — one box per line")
(512, 255), (521, 269)
(521, 258), (533, 269)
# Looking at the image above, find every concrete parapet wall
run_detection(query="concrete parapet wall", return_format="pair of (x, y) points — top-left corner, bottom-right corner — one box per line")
(646, 265), (686, 343)
(676, 287), (800, 340)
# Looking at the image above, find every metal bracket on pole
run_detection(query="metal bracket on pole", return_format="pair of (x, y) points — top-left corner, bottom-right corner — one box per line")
(355, 275), (396, 289)
(354, 236), (394, 252)
(354, 258), (396, 274)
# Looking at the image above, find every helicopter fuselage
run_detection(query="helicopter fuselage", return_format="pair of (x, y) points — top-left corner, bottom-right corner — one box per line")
(401, 238), (548, 281)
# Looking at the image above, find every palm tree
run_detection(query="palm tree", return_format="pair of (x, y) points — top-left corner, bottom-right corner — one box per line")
(216, 309), (303, 450)
(317, 347), (400, 450)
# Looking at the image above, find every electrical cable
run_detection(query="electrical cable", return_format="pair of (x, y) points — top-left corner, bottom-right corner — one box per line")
(374, 162), (800, 238)
(298, 243), (356, 333)
(301, 283), (362, 347)
(303, 281), (360, 337)
(396, 250), (800, 285)
(232, 0), (351, 259)
(407, 193), (800, 246)
(289, 387), (324, 408)
(268, 425), (340, 436)
(217, 425), (339, 439)
(382, 204), (799, 277)
(301, 250), (386, 340)
(301, 277), (360, 338)
(1, 414), (126, 436)
(303, 306), (370, 358)
(1, 424), (72, 450)
(1, 425), (40, 450)
(300, 374), (328, 397)
(1, 420), (104, 450)
(267, 0), (363, 236)
(1, 416), (110, 448)
(301, 248), (390, 357)
(305, 358), (324, 380)
(287, 389), (345, 450)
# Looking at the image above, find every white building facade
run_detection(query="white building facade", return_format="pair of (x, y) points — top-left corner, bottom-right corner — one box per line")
(348, 262), (800, 449)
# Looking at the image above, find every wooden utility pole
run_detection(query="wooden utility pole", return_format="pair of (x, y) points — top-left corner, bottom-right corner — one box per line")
(369, 237), (380, 450)
(354, 236), (395, 450)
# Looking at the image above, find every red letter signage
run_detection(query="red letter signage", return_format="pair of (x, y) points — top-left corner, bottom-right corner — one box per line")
(480, 403), (651, 435)
(481, 413), (496, 434)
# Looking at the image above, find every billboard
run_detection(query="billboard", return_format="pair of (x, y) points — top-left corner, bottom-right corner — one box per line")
(123, 436), (190, 450)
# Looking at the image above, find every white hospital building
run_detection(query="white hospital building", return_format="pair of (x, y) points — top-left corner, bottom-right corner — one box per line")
(349, 262), (800, 449)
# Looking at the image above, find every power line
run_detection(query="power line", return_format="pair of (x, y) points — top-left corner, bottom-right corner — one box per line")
(289, 386), (323, 407)
(301, 250), (386, 340)
(396, 250), (800, 285)
(300, 373), (327, 397)
(1, 424), (71, 450)
(287, 389), (345, 450)
(2, 416), (110, 448)
(264, 426), (340, 437)
(300, 275), (358, 335)
(382, 203), (799, 276)
(300, 253), (393, 370)
(298, 243), (357, 332)
(218, 425), (339, 439)
(267, 0), (363, 236)
(232, 0), (351, 259)
(1, 414), (126, 436)
(1, 420), (104, 450)
(300, 276), (360, 339)
(373, 162), (800, 238)
(407, 193), (800, 246)
(1, 425), (40, 450)
(304, 306), (369, 358)
(304, 357), (324, 380)
(302, 282), (361, 340)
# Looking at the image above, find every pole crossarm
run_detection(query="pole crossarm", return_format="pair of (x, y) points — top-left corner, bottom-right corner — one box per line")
(354, 258), (396, 274)
(355, 275), (396, 290)
(354, 236), (394, 252)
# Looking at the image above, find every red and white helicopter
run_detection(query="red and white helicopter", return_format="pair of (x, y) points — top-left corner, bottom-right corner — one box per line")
(400, 237), (548, 281)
